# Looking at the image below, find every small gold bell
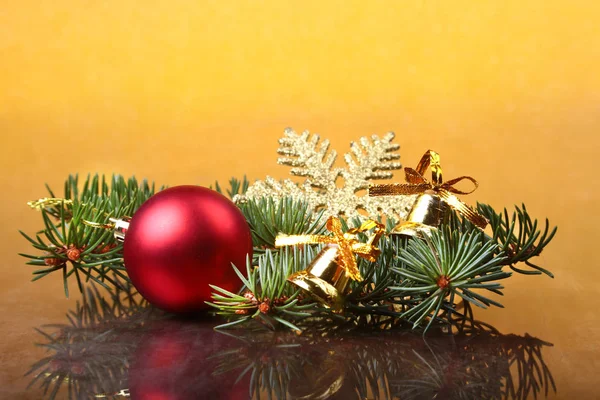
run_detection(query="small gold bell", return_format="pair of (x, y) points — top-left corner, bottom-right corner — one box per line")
(287, 244), (349, 311)
(390, 192), (450, 237)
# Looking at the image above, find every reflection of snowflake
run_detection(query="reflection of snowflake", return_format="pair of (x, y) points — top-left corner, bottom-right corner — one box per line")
(235, 128), (415, 220)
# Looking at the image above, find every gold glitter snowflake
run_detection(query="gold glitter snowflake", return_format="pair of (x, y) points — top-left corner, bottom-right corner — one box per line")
(235, 128), (415, 220)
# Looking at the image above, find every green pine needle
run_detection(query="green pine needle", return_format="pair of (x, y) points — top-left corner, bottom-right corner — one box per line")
(451, 203), (557, 278)
(238, 196), (327, 248)
(390, 226), (510, 332)
(20, 174), (157, 293)
(209, 247), (320, 331)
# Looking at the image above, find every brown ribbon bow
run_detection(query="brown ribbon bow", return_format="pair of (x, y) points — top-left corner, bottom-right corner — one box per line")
(275, 216), (385, 281)
(369, 150), (488, 229)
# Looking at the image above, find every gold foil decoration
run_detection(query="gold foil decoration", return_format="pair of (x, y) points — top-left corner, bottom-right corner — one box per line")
(27, 197), (130, 241)
(369, 150), (488, 233)
(27, 197), (73, 210)
(276, 217), (384, 309)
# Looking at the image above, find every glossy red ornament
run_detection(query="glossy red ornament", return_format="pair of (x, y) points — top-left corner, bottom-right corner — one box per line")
(123, 185), (253, 313)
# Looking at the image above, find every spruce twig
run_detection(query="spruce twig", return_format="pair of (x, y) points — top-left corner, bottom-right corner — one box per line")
(20, 175), (157, 295)
(451, 203), (558, 277)
(390, 226), (510, 332)
(207, 248), (320, 331)
(238, 196), (328, 250)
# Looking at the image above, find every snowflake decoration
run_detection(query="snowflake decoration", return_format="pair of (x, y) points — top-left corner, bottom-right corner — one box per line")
(235, 128), (416, 220)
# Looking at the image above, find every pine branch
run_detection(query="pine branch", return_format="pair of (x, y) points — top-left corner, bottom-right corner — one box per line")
(208, 210), (526, 333)
(451, 203), (558, 278)
(20, 175), (157, 295)
(389, 226), (510, 332)
(22, 173), (558, 337)
(211, 176), (250, 199)
(344, 234), (409, 329)
(207, 248), (321, 331)
(238, 196), (327, 249)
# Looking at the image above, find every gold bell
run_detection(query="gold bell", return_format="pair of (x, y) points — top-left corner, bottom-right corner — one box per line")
(280, 217), (384, 310)
(287, 244), (350, 311)
(390, 192), (450, 237)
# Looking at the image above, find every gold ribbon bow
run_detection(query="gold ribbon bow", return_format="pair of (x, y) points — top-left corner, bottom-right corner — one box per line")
(369, 150), (488, 229)
(275, 216), (385, 281)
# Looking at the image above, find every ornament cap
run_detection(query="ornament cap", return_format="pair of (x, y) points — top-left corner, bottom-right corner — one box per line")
(110, 217), (130, 242)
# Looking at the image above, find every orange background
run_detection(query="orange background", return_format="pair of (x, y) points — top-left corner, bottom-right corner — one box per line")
(1, 1), (598, 398)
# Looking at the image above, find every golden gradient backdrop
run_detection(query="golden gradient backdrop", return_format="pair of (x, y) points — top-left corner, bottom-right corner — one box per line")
(1, 1), (598, 398)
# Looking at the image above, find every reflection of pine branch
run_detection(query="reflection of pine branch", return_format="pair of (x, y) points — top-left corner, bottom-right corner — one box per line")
(502, 334), (556, 400)
(26, 278), (160, 400)
(346, 344), (394, 400)
(211, 333), (306, 400)
(389, 320), (555, 400)
(212, 320), (555, 400)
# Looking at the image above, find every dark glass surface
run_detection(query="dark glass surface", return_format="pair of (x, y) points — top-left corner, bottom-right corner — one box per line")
(19, 284), (557, 400)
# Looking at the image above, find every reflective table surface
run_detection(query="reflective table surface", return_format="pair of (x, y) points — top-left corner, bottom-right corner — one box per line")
(5, 283), (569, 400)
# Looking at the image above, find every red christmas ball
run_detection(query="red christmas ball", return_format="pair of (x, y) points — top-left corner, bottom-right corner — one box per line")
(123, 185), (253, 313)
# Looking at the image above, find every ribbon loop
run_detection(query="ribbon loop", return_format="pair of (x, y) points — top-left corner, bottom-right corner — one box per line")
(440, 175), (479, 195)
(415, 149), (443, 185)
(369, 150), (488, 230)
(275, 216), (385, 281)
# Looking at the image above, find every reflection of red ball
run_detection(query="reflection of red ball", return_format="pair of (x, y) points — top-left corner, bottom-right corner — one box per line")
(129, 321), (250, 399)
(123, 186), (253, 313)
